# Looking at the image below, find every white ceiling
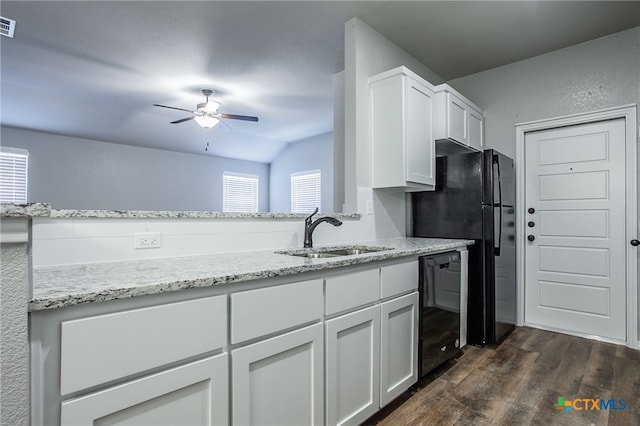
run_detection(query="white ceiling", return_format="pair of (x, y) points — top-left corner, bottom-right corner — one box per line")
(2, 1), (639, 163)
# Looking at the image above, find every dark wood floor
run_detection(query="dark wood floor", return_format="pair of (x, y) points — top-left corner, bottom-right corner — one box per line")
(369, 326), (640, 425)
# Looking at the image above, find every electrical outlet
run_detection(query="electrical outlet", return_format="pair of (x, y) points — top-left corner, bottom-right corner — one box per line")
(134, 232), (161, 249)
(366, 200), (374, 215)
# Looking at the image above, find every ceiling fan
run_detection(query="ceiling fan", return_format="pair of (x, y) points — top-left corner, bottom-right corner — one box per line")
(153, 89), (258, 129)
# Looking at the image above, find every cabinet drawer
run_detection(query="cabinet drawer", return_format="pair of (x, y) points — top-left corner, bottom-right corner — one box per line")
(325, 268), (380, 316)
(231, 279), (323, 344)
(380, 260), (418, 299)
(61, 354), (228, 426)
(60, 296), (227, 396)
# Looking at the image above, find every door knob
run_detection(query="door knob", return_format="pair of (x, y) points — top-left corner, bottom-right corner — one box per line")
(527, 235), (535, 242)
(632, 239), (640, 247)
(528, 221), (535, 228)
(528, 207), (535, 214)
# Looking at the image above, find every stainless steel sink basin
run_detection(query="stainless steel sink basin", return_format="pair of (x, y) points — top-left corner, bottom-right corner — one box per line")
(277, 246), (392, 258)
(290, 252), (343, 258)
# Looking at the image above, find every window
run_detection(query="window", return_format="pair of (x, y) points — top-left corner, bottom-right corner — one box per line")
(291, 170), (321, 213)
(0, 147), (28, 204)
(223, 172), (258, 213)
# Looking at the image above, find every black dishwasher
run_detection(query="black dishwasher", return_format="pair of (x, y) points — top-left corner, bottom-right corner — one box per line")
(418, 251), (465, 378)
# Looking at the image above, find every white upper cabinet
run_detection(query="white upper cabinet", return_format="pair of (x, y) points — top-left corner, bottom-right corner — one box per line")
(433, 84), (484, 152)
(468, 107), (484, 151)
(370, 66), (436, 191)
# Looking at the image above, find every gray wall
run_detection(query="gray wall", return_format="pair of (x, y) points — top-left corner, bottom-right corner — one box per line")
(449, 27), (640, 159)
(269, 132), (334, 212)
(1, 127), (270, 211)
(449, 27), (640, 340)
(0, 238), (30, 426)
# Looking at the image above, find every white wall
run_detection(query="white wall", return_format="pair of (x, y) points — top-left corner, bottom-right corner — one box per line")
(31, 215), (378, 267)
(333, 71), (346, 213)
(343, 17), (444, 237)
(269, 132), (334, 213)
(1, 127), (270, 212)
(449, 27), (640, 342)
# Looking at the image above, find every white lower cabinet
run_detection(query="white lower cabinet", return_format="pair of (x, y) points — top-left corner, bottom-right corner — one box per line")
(60, 353), (229, 426)
(380, 292), (419, 407)
(325, 305), (381, 426)
(232, 323), (324, 425)
(34, 258), (426, 426)
(325, 261), (419, 425)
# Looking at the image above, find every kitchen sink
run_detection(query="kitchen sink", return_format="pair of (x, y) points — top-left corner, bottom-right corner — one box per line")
(277, 246), (392, 258)
(290, 252), (343, 258)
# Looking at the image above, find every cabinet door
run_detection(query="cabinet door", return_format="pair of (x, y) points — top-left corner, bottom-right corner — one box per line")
(325, 305), (380, 426)
(468, 108), (484, 151)
(447, 93), (468, 145)
(380, 292), (419, 407)
(405, 78), (435, 186)
(61, 354), (228, 426)
(232, 323), (324, 425)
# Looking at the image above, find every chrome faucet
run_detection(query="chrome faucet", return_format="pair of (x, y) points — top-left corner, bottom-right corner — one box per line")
(303, 207), (342, 248)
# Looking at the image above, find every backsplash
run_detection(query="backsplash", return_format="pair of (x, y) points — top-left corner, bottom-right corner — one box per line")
(32, 215), (375, 267)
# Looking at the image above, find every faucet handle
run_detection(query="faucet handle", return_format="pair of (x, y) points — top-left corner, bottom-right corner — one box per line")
(305, 207), (319, 222)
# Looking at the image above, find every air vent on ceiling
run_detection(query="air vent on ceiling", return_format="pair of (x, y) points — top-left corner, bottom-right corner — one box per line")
(1, 16), (16, 38)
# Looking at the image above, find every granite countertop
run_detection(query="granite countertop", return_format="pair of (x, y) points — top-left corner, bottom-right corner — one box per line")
(30, 237), (474, 311)
(0, 203), (359, 220)
(0, 203), (51, 217)
(48, 209), (360, 219)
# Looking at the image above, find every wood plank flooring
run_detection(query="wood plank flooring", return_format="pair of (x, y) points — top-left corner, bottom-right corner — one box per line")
(367, 326), (640, 425)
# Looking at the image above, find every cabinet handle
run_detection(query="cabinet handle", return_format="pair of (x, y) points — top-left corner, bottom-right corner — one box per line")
(528, 221), (535, 228)
(631, 239), (640, 247)
(528, 207), (535, 214)
(527, 235), (535, 242)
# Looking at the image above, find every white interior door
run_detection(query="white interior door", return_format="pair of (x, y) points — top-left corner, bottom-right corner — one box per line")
(524, 118), (626, 341)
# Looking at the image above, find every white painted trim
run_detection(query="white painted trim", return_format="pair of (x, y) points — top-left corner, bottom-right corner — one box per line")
(515, 104), (638, 349)
(523, 322), (627, 347)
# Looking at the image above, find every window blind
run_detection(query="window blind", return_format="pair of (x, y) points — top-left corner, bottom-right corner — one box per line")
(223, 172), (258, 213)
(0, 147), (28, 204)
(291, 170), (321, 213)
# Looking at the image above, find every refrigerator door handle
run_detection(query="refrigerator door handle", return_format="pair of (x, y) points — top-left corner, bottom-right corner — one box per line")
(493, 155), (502, 256)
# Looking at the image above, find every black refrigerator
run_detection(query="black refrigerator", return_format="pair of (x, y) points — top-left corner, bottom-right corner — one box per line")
(412, 149), (516, 346)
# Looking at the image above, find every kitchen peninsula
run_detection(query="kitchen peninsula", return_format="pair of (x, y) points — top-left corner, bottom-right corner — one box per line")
(2, 204), (472, 425)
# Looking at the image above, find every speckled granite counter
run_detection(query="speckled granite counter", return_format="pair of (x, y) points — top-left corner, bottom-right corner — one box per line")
(1, 203), (51, 217)
(31, 237), (473, 311)
(1, 203), (359, 220)
(48, 209), (360, 219)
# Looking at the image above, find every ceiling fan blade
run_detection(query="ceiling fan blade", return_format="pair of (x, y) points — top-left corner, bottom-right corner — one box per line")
(153, 104), (195, 113)
(221, 113), (259, 122)
(170, 117), (195, 124)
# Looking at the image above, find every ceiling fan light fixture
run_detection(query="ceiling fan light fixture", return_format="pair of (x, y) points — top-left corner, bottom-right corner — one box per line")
(194, 115), (220, 128)
(198, 100), (220, 114)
